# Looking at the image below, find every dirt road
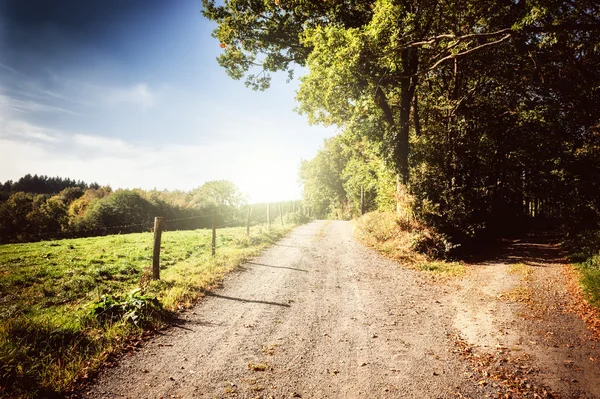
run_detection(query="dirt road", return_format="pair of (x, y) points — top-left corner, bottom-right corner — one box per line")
(83, 221), (600, 399)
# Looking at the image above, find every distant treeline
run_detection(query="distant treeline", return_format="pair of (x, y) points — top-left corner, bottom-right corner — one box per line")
(0, 175), (304, 244)
(0, 174), (98, 201)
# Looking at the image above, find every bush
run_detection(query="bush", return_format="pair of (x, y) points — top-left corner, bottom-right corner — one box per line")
(284, 211), (311, 225)
(355, 211), (454, 261)
(90, 288), (165, 328)
(410, 229), (455, 259)
(575, 254), (600, 310)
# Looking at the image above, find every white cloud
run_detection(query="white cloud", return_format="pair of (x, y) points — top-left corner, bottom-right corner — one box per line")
(0, 94), (79, 115)
(107, 83), (156, 110)
(0, 116), (63, 143)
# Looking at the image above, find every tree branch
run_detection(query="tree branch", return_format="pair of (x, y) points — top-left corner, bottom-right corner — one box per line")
(424, 34), (512, 73)
(403, 23), (600, 49)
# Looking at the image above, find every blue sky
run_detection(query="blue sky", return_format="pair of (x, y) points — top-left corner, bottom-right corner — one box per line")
(0, 0), (336, 202)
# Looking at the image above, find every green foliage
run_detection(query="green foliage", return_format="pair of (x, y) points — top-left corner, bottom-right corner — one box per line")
(354, 211), (463, 275)
(575, 255), (600, 310)
(187, 180), (245, 222)
(0, 178), (256, 244)
(567, 231), (600, 312)
(299, 136), (349, 218)
(205, 0), (600, 250)
(284, 211), (311, 225)
(90, 289), (164, 328)
(1, 174), (93, 197)
(82, 190), (156, 229)
(409, 229), (456, 260)
(201, 0), (371, 90)
(299, 132), (396, 219)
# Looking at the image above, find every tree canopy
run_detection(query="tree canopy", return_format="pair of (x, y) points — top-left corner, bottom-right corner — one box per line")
(204, 0), (600, 248)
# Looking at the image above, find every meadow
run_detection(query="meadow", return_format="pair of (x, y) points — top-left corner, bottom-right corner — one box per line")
(0, 222), (297, 398)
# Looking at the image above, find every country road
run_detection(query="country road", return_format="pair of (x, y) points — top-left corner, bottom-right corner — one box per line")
(82, 221), (600, 399)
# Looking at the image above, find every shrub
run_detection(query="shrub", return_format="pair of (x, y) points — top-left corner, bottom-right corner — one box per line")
(90, 288), (165, 328)
(284, 211), (311, 225)
(355, 211), (455, 261)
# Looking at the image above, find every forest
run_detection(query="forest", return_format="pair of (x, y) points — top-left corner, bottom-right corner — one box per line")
(204, 0), (600, 257)
(0, 174), (301, 244)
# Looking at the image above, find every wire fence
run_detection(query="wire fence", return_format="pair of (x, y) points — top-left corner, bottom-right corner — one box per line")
(1, 202), (316, 280)
(1, 201), (315, 245)
(150, 203), (313, 279)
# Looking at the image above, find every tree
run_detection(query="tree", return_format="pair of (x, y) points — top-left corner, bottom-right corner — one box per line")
(187, 181), (245, 222)
(28, 196), (68, 236)
(82, 190), (156, 231)
(299, 136), (349, 218)
(204, 0), (599, 185)
(205, 0), (600, 247)
(0, 192), (34, 242)
(299, 132), (396, 219)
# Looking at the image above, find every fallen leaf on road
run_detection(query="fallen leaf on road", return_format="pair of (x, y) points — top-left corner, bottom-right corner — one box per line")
(248, 362), (268, 371)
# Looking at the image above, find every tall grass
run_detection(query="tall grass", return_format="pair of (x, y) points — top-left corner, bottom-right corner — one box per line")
(353, 211), (464, 277)
(565, 230), (600, 312)
(575, 255), (600, 309)
(0, 222), (297, 398)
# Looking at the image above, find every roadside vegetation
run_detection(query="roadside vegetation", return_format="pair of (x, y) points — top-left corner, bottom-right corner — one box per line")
(0, 218), (305, 398)
(568, 236), (600, 311)
(577, 256), (600, 310)
(354, 211), (464, 277)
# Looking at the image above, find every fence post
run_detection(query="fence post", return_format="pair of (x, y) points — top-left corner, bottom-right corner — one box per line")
(246, 206), (252, 236)
(211, 212), (216, 256)
(152, 217), (164, 280)
(267, 203), (271, 230)
(279, 203), (284, 226)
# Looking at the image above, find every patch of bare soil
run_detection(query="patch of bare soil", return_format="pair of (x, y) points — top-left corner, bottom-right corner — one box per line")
(79, 224), (599, 399)
(450, 233), (600, 398)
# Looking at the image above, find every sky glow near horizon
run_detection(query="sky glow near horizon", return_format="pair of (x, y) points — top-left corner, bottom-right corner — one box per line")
(0, 0), (336, 202)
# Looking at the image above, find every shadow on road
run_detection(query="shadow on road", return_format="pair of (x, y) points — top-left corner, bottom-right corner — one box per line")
(273, 243), (309, 249)
(247, 261), (308, 272)
(203, 291), (291, 307)
(464, 232), (566, 267)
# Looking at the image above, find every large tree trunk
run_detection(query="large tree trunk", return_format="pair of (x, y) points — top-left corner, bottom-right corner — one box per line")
(397, 48), (419, 185)
(398, 82), (412, 185)
(373, 49), (419, 190)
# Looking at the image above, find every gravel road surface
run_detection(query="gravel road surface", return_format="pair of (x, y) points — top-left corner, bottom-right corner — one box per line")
(82, 221), (600, 399)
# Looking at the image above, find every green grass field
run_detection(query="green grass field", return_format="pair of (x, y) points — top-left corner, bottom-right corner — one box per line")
(0, 222), (296, 398)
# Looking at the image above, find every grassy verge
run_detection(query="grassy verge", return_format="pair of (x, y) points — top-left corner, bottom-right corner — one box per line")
(573, 254), (600, 310)
(353, 211), (465, 277)
(0, 222), (297, 398)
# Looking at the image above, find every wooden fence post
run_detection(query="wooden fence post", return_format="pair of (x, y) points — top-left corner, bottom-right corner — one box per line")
(212, 212), (216, 256)
(279, 203), (284, 226)
(267, 203), (271, 230)
(152, 217), (163, 280)
(246, 206), (252, 236)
